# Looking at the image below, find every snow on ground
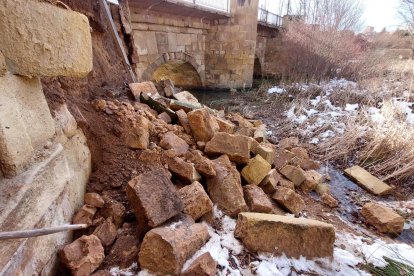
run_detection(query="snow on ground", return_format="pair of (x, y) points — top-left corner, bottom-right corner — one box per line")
(110, 205), (414, 276)
(268, 79), (414, 144)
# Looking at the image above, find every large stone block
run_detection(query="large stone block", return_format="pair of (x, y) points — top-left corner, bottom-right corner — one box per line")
(126, 169), (184, 231)
(0, 0), (93, 77)
(0, 73), (55, 176)
(207, 155), (248, 217)
(234, 213), (335, 259)
(361, 202), (405, 235)
(205, 132), (251, 164)
(139, 221), (210, 275)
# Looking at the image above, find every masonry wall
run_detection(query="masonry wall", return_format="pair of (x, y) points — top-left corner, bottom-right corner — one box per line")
(204, 0), (259, 89)
(0, 0), (92, 274)
(130, 10), (208, 86)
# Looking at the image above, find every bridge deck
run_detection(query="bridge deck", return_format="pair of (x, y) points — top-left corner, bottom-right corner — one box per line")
(129, 0), (230, 19)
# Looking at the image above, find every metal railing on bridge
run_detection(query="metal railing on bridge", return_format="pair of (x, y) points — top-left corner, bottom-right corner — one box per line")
(181, 0), (230, 13)
(258, 7), (283, 27)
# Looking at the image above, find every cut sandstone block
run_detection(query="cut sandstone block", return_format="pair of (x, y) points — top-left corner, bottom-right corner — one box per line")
(188, 108), (218, 142)
(207, 155), (248, 217)
(182, 252), (217, 276)
(178, 181), (213, 220)
(259, 169), (295, 195)
(272, 187), (305, 215)
(139, 221), (210, 275)
(0, 0), (92, 77)
(184, 151), (216, 177)
(361, 202), (405, 235)
(126, 169), (183, 231)
(174, 91), (202, 107)
(164, 155), (201, 183)
(279, 165), (306, 187)
(176, 109), (192, 134)
(243, 185), (279, 214)
(301, 170), (323, 193)
(215, 117), (236, 134)
(205, 133), (251, 164)
(60, 235), (105, 276)
(234, 213), (335, 259)
(241, 155), (271, 185)
(250, 140), (275, 164)
(129, 81), (158, 101)
(344, 166), (392, 195)
(159, 132), (189, 156)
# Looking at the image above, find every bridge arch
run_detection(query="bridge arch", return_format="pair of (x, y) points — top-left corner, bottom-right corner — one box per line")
(141, 52), (205, 88)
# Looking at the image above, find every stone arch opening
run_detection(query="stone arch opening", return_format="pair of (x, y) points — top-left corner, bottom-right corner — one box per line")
(253, 55), (262, 78)
(141, 53), (205, 89)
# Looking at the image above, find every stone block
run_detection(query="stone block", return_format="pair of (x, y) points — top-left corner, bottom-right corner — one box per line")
(60, 235), (104, 276)
(139, 221), (210, 275)
(207, 155), (248, 217)
(159, 132), (189, 156)
(273, 148), (296, 169)
(178, 181), (213, 220)
(84, 193), (104, 208)
(126, 169), (183, 230)
(93, 218), (117, 248)
(188, 108), (218, 142)
(250, 140), (275, 164)
(215, 117), (235, 134)
(184, 150), (216, 178)
(182, 252), (217, 276)
(72, 204), (97, 226)
(241, 155), (271, 185)
(279, 165), (306, 187)
(0, 0), (92, 77)
(234, 213), (335, 259)
(176, 109), (192, 134)
(302, 170), (323, 193)
(361, 202), (405, 235)
(163, 154), (201, 183)
(129, 81), (158, 101)
(205, 132), (251, 164)
(272, 187), (305, 215)
(243, 185), (276, 214)
(344, 166), (392, 195)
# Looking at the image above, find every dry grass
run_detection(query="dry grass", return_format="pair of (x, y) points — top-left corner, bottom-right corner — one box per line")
(319, 101), (414, 183)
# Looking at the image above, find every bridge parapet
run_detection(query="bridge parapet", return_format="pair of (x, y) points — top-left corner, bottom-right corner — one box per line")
(258, 7), (283, 28)
(181, 0), (230, 13)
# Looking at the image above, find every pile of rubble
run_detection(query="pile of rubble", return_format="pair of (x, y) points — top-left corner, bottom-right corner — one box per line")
(59, 81), (406, 275)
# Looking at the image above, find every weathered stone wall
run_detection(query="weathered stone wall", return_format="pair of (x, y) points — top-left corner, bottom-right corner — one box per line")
(256, 26), (288, 78)
(0, 0), (93, 274)
(130, 10), (208, 87)
(204, 0), (259, 89)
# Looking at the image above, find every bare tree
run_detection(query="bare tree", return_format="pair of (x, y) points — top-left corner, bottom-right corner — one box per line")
(399, 0), (414, 34)
(293, 0), (364, 31)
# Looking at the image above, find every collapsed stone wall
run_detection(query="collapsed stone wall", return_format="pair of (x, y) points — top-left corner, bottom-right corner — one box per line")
(0, 0), (93, 274)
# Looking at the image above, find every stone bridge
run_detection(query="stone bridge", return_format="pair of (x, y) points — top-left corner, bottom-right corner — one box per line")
(127, 0), (285, 89)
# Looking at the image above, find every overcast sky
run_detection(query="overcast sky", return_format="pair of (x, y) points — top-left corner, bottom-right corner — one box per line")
(263, 0), (401, 31)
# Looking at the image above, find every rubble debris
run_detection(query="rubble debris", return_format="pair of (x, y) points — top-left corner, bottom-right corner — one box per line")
(157, 112), (172, 124)
(184, 150), (216, 177)
(182, 252), (217, 276)
(163, 154), (201, 183)
(207, 155), (248, 217)
(126, 169), (184, 231)
(361, 202), (405, 235)
(243, 185), (279, 214)
(235, 213), (335, 259)
(250, 140), (275, 164)
(176, 109), (192, 134)
(321, 193), (339, 208)
(187, 108), (218, 142)
(139, 221), (210, 275)
(301, 170), (323, 193)
(272, 187), (305, 215)
(101, 198), (126, 228)
(93, 218), (117, 248)
(344, 166), (393, 195)
(278, 137), (299, 149)
(84, 193), (104, 208)
(279, 165), (306, 187)
(178, 181), (213, 220)
(215, 117), (236, 134)
(241, 155), (271, 185)
(174, 91), (202, 108)
(60, 235), (105, 276)
(129, 81), (158, 101)
(72, 205), (97, 226)
(159, 131), (189, 156)
(205, 132), (251, 164)
(273, 148), (296, 169)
